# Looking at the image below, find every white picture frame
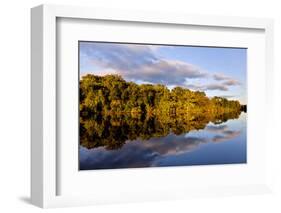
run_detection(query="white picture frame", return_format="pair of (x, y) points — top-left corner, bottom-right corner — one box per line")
(31, 4), (274, 208)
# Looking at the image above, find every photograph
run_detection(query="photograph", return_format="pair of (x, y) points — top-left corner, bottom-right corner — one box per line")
(78, 41), (247, 170)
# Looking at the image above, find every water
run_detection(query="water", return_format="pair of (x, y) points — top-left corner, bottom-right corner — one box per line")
(79, 112), (247, 170)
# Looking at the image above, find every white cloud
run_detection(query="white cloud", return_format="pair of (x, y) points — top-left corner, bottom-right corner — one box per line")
(80, 42), (242, 93)
(223, 79), (241, 86)
(213, 73), (233, 81)
(185, 83), (228, 91)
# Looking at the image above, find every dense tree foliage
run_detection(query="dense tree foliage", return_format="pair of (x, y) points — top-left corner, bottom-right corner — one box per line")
(80, 74), (245, 150)
(80, 74), (243, 117)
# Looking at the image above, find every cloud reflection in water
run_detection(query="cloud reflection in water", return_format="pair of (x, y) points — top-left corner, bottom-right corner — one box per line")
(79, 114), (246, 170)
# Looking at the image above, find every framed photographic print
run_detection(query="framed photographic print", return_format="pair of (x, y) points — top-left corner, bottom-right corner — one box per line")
(31, 4), (274, 208)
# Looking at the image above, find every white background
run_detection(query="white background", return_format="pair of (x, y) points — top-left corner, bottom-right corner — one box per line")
(0, 0), (280, 212)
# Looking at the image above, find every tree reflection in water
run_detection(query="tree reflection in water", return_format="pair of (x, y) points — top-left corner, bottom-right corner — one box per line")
(80, 110), (242, 151)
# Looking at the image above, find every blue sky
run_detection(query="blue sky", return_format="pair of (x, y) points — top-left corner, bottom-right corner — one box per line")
(79, 42), (247, 104)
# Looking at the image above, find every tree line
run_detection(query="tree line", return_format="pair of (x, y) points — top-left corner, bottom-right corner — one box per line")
(80, 74), (245, 118)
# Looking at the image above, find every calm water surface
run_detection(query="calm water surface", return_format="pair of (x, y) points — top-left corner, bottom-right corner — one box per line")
(79, 112), (247, 170)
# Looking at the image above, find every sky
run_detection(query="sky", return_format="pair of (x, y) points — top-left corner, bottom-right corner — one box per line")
(79, 41), (247, 104)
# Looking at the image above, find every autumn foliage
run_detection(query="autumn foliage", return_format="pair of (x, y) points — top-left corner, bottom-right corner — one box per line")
(79, 74), (245, 150)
